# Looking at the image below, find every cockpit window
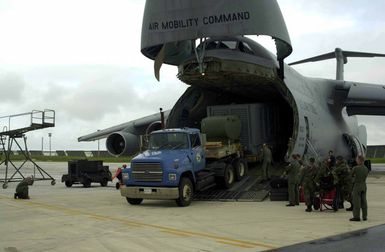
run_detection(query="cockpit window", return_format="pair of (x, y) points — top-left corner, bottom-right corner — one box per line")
(203, 40), (254, 55)
(238, 42), (254, 54)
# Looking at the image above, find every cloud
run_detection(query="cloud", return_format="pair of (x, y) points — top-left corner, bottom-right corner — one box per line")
(0, 72), (26, 103)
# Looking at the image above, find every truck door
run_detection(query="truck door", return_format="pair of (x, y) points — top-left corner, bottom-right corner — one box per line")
(190, 133), (205, 171)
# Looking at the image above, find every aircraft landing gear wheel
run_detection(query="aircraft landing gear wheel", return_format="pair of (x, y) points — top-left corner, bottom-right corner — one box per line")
(126, 198), (143, 205)
(223, 164), (235, 189)
(176, 177), (193, 207)
(234, 159), (248, 181)
(2, 183), (8, 189)
(51, 180), (56, 186)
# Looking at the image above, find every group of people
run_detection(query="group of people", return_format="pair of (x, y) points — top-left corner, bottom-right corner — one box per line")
(283, 151), (369, 222)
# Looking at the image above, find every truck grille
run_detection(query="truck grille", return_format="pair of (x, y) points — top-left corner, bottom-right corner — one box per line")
(132, 162), (163, 182)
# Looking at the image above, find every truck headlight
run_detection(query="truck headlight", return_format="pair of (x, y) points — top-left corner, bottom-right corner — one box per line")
(122, 173), (129, 183)
(169, 173), (177, 181)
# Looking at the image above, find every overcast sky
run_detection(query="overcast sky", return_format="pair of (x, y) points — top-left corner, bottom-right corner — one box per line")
(0, 0), (384, 151)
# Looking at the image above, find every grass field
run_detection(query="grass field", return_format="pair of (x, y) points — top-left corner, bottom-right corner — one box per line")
(1, 155), (383, 164)
(0, 155), (132, 163)
(368, 158), (385, 164)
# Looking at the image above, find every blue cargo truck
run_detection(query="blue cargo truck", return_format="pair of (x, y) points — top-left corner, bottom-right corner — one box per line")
(120, 115), (249, 206)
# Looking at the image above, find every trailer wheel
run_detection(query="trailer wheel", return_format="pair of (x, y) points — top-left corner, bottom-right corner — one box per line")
(126, 198), (143, 205)
(235, 159), (248, 181)
(223, 164), (235, 189)
(65, 181), (73, 187)
(100, 178), (108, 187)
(176, 177), (193, 207)
(51, 180), (56, 186)
(83, 179), (91, 188)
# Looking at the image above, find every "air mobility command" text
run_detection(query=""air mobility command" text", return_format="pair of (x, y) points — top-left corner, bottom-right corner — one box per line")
(148, 12), (250, 30)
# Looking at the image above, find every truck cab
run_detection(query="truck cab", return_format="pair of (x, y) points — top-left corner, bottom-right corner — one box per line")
(120, 128), (206, 206)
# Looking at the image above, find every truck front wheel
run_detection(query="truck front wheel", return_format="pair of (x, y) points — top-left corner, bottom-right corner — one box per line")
(176, 177), (193, 207)
(65, 181), (73, 187)
(126, 198), (143, 205)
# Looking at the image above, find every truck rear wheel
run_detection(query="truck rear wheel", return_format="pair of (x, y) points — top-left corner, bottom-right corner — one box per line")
(235, 159), (248, 181)
(223, 164), (235, 189)
(126, 198), (143, 205)
(176, 177), (193, 207)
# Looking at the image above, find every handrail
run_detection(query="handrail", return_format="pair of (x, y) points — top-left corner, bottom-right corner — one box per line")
(0, 109), (55, 135)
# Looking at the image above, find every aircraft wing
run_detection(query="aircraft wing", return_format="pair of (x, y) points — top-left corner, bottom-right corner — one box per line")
(335, 82), (385, 116)
(78, 110), (170, 142)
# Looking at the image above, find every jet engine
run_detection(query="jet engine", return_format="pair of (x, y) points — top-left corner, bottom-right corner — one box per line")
(106, 131), (139, 156)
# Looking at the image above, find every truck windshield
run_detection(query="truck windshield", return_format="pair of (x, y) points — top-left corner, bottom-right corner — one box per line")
(148, 132), (189, 150)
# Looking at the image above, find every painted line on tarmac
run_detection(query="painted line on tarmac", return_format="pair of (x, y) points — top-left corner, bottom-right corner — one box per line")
(0, 195), (277, 250)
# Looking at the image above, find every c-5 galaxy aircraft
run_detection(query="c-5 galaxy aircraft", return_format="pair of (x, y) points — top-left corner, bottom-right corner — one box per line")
(79, 0), (385, 162)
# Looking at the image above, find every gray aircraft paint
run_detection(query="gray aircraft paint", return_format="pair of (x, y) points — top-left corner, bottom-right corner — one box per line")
(141, 0), (292, 64)
(79, 0), (385, 160)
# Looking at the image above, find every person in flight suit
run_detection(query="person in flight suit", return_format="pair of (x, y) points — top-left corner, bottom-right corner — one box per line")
(332, 156), (353, 210)
(14, 176), (34, 199)
(300, 157), (318, 212)
(261, 143), (272, 182)
(284, 154), (301, 206)
(350, 155), (369, 222)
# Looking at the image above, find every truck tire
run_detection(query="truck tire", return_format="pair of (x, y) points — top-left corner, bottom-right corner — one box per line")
(223, 164), (235, 189)
(176, 177), (193, 207)
(100, 178), (108, 187)
(234, 159), (248, 181)
(126, 198), (143, 205)
(65, 181), (73, 187)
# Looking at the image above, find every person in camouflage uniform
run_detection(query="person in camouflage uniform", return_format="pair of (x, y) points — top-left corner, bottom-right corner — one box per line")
(350, 155), (369, 222)
(315, 158), (338, 211)
(14, 176), (33, 199)
(300, 157), (318, 212)
(284, 154), (301, 206)
(332, 156), (353, 210)
(261, 143), (272, 182)
(315, 159), (334, 192)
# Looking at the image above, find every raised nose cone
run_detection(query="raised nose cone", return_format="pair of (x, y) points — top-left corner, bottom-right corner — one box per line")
(141, 0), (292, 67)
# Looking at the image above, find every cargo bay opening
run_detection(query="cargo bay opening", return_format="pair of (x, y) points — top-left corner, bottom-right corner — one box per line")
(167, 86), (294, 162)
(167, 37), (296, 162)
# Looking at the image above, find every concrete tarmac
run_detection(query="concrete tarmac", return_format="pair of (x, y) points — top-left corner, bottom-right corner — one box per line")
(0, 162), (385, 252)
